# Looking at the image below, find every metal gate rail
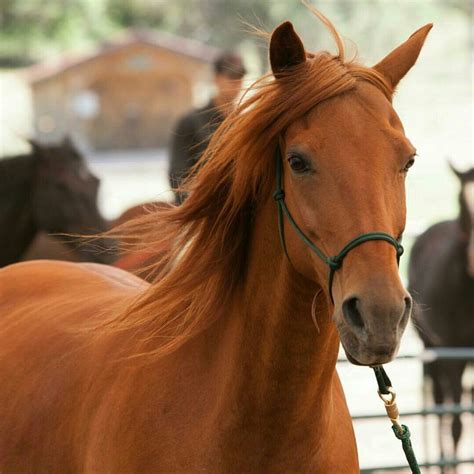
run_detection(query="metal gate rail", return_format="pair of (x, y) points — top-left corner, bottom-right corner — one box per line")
(360, 458), (474, 473)
(352, 403), (474, 420)
(337, 347), (474, 364)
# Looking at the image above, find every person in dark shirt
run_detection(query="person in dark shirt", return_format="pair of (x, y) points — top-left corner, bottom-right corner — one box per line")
(169, 52), (246, 203)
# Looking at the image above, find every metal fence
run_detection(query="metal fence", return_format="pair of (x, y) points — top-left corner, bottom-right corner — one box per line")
(338, 347), (474, 473)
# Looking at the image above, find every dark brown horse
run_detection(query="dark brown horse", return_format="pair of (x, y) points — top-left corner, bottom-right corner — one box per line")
(409, 164), (474, 456)
(0, 138), (113, 266)
(0, 9), (431, 472)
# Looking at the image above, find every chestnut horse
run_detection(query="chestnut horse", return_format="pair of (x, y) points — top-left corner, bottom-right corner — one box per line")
(0, 11), (432, 473)
(409, 164), (474, 456)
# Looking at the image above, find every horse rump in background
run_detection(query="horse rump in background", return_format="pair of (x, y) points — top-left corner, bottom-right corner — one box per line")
(408, 164), (474, 456)
(0, 137), (114, 266)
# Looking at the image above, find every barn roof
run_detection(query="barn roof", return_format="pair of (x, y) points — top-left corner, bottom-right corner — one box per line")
(27, 29), (220, 84)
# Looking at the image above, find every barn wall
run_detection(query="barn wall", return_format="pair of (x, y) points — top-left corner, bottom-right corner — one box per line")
(32, 43), (212, 150)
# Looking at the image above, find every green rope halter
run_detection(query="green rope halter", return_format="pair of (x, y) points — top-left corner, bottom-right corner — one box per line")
(272, 147), (404, 303)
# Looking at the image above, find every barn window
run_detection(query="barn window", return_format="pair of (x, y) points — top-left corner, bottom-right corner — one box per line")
(71, 90), (100, 119)
(125, 53), (153, 71)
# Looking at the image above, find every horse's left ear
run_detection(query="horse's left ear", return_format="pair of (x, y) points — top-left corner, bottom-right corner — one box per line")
(27, 138), (45, 158)
(448, 160), (464, 181)
(62, 135), (75, 149)
(373, 23), (433, 88)
(270, 21), (306, 78)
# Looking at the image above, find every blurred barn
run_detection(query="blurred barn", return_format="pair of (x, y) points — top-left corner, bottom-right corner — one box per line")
(27, 30), (218, 150)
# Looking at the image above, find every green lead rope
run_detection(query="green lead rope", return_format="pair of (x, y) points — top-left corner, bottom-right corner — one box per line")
(372, 366), (421, 474)
(393, 425), (420, 474)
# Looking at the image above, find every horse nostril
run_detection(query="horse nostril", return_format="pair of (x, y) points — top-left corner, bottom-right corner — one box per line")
(342, 297), (365, 330)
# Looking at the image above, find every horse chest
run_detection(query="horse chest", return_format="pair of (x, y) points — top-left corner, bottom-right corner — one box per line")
(81, 353), (358, 473)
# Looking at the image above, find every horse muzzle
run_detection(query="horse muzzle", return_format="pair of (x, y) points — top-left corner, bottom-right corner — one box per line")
(336, 291), (412, 366)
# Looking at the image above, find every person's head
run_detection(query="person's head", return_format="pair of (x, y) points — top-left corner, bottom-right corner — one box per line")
(213, 52), (246, 104)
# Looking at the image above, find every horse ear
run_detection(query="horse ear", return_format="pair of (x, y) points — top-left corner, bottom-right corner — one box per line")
(373, 23), (433, 89)
(27, 138), (44, 158)
(62, 135), (75, 149)
(448, 160), (464, 181)
(270, 21), (306, 78)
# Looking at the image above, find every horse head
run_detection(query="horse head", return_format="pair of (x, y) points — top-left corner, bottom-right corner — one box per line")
(269, 21), (432, 365)
(449, 161), (474, 277)
(29, 137), (114, 263)
(104, 12), (433, 367)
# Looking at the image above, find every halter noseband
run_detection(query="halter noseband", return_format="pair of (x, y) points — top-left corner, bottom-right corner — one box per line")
(272, 147), (404, 303)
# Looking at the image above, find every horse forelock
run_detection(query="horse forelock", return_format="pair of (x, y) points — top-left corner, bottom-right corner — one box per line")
(101, 13), (394, 362)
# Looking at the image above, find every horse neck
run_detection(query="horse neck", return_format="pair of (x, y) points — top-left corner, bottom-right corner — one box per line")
(216, 196), (340, 421)
(458, 188), (472, 239)
(0, 155), (36, 265)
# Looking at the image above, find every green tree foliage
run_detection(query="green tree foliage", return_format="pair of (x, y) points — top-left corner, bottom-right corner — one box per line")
(0, 0), (471, 67)
(0, 0), (113, 65)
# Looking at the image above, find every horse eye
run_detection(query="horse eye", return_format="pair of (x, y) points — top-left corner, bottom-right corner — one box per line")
(288, 154), (309, 173)
(403, 156), (416, 172)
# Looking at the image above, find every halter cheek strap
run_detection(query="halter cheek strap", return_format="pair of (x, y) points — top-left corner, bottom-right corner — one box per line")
(273, 147), (404, 303)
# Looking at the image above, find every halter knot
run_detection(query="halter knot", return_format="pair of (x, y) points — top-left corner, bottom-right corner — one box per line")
(327, 256), (342, 271)
(392, 424), (411, 441)
(273, 189), (285, 201)
(396, 245), (404, 257)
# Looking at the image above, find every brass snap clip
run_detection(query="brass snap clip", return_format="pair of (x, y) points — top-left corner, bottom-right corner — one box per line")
(378, 387), (403, 435)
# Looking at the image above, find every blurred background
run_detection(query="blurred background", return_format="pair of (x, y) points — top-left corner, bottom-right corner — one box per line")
(0, 0), (472, 472)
